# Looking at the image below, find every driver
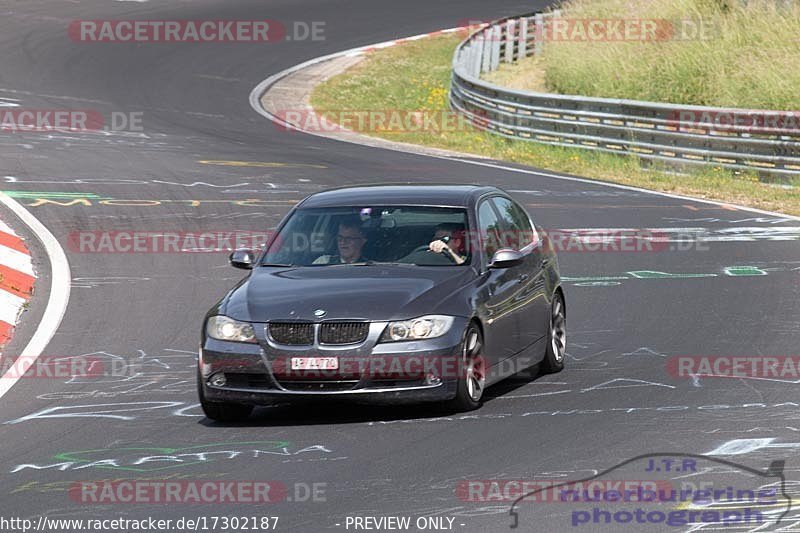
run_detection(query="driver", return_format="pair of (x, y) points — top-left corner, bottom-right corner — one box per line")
(313, 217), (368, 264)
(422, 223), (467, 264)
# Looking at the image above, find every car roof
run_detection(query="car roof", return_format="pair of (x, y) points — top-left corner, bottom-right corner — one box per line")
(297, 184), (505, 209)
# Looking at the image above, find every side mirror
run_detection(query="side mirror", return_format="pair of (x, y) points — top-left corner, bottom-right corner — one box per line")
(488, 249), (524, 269)
(229, 249), (256, 270)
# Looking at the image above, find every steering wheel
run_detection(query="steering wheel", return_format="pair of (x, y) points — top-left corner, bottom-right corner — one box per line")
(407, 243), (459, 263)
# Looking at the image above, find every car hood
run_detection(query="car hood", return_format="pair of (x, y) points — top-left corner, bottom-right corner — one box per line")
(222, 265), (476, 322)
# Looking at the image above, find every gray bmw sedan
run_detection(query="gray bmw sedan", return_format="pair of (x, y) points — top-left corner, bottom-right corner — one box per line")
(198, 185), (565, 421)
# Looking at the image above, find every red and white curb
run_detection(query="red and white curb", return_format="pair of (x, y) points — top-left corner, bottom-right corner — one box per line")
(0, 219), (35, 348)
(0, 192), (70, 400)
(344, 26), (484, 57)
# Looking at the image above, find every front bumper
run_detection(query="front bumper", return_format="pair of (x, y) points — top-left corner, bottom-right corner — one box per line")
(199, 318), (467, 405)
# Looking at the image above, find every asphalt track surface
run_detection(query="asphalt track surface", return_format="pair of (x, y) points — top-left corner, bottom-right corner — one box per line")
(0, 1), (799, 532)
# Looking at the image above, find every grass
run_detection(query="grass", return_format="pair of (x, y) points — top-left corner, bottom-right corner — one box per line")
(485, 57), (549, 92)
(310, 34), (800, 216)
(497, 0), (800, 109)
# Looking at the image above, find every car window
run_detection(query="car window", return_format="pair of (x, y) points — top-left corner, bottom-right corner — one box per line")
(491, 197), (538, 251)
(477, 199), (503, 258)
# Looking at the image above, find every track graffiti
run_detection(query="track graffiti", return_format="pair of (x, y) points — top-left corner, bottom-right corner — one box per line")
(32, 348), (197, 401)
(565, 264), (794, 287)
(10, 441), (337, 473)
(2, 176), (308, 191)
(10, 471), (231, 495)
(19, 196), (298, 207)
(365, 402), (800, 426)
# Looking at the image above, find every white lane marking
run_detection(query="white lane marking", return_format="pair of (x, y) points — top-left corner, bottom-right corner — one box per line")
(0, 243), (35, 276)
(707, 438), (777, 456)
(248, 39), (800, 222)
(0, 193), (71, 400)
(0, 289), (25, 324)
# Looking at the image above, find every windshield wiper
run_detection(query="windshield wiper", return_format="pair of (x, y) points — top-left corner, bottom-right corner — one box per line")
(260, 263), (295, 267)
(324, 261), (376, 267)
(327, 261), (419, 267)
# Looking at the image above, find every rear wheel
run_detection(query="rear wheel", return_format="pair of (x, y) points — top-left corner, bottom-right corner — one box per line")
(448, 323), (486, 412)
(541, 292), (566, 373)
(197, 369), (254, 422)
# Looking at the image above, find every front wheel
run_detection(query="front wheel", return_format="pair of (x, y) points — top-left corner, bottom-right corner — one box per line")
(197, 369), (254, 422)
(448, 323), (486, 412)
(541, 292), (566, 373)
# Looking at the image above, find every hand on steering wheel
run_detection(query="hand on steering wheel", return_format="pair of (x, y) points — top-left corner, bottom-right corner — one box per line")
(429, 239), (450, 254)
(429, 240), (461, 263)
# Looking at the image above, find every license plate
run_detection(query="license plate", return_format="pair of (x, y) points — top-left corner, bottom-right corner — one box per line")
(290, 357), (339, 370)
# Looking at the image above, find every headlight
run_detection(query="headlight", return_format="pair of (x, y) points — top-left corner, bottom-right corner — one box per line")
(206, 315), (257, 343)
(380, 315), (455, 342)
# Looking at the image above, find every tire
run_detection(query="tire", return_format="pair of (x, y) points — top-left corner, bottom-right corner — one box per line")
(197, 369), (254, 422)
(448, 323), (486, 412)
(541, 291), (566, 374)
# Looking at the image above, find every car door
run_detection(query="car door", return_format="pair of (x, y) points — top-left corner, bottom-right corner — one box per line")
(475, 197), (523, 367)
(490, 196), (550, 351)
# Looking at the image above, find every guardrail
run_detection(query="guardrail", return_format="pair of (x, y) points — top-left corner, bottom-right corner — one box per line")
(450, 13), (800, 178)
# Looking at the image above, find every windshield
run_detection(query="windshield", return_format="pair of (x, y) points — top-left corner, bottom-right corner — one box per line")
(262, 206), (471, 267)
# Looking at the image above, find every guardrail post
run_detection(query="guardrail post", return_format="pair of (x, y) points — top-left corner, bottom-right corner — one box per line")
(481, 29), (492, 73)
(461, 47), (470, 75)
(505, 20), (515, 63)
(518, 17), (528, 59)
(489, 26), (502, 71)
(471, 41), (482, 77)
(534, 13), (544, 56)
